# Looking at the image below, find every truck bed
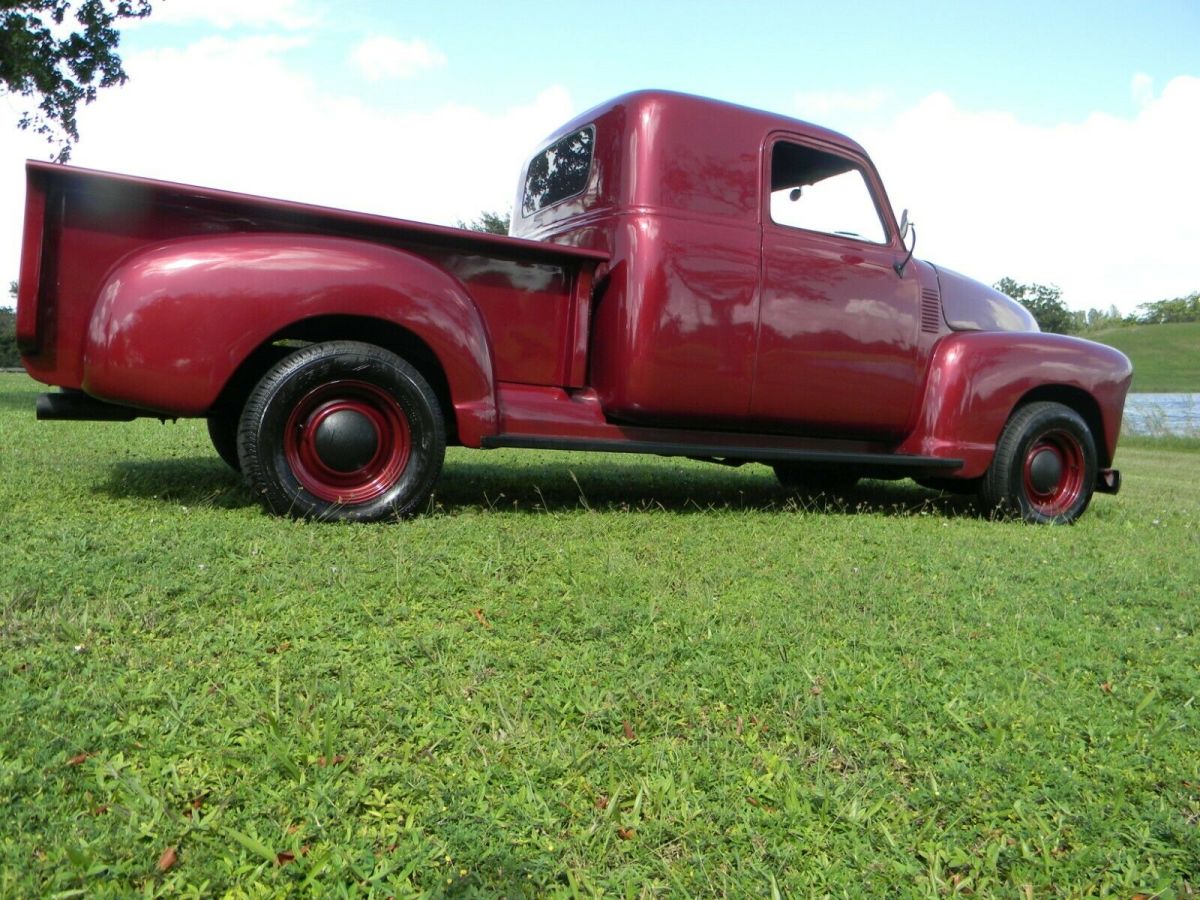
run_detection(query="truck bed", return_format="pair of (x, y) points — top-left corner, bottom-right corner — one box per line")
(17, 161), (607, 395)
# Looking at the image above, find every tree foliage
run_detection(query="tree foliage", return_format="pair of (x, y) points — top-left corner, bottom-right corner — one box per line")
(993, 277), (1076, 334)
(456, 211), (511, 235)
(1070, 306), (1125, 333)
(0, 307), (17, 368)
(1, 1), (152, 162)
(1131, 291), (1200, 325)
(1, 283), (18, 366)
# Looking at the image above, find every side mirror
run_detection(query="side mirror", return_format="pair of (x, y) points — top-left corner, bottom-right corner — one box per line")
(898, 208), (910, 242)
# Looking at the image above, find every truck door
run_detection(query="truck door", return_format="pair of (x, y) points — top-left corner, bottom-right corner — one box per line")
(752, 135), (921, 439)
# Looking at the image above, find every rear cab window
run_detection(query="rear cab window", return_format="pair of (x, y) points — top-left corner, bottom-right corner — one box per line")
(522, 126), (595, 216)
(768, 140), (886, 243)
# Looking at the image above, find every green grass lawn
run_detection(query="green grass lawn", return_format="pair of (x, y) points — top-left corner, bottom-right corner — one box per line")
(1, 372), (1198, 896)
(1086, 321), (1200, 393)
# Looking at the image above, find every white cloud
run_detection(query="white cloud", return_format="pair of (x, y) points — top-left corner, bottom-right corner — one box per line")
(1131, 72), (1154, 109)
(0, 36), (572, 292)
(134, 0), (317, 30)
(793, 88), (890, 119)
(859, 75), (1200, 313)
(350, 37), (447, 81)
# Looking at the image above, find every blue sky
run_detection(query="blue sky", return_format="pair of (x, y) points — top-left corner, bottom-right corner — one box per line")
(3, 0), (1198, 312)
(117, 0), (1200, 123)
(287, 0), (1199, 125)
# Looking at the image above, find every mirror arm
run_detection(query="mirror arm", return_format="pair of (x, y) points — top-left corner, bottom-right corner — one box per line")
(893, 223), (916, 277)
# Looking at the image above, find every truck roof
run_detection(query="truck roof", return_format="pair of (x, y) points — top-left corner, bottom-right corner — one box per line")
(512, 90), (878, 238)
(557, 89), (870, 159)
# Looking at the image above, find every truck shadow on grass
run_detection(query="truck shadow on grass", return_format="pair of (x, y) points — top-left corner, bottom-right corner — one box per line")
(438, 458), (980, 518)
(98, 455), (980, 519)
(98, 457), (255, 510)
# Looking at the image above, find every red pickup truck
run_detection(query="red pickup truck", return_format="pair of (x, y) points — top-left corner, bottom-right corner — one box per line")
(16, 90), (1131, 523)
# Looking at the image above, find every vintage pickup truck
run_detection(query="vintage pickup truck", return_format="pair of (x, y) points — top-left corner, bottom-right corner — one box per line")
(16, 90), (1131, 523)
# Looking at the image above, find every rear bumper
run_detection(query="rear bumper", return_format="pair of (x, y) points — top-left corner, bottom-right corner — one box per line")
(1096, 468), (1121, 495)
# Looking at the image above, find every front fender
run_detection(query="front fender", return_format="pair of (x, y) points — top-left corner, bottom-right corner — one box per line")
(896, 332), (1132, 476)
(84, 234), (497, 443)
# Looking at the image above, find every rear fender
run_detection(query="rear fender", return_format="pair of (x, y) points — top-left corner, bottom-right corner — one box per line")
(896, 331), (1132, 476)
(83, 234), (497, 444)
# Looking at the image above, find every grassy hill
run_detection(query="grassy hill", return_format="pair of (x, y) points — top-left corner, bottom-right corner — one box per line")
(1085, 321), (1200, 392)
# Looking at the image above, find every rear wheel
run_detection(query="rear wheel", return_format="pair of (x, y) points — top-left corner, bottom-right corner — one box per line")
(979, 401), (1096, 524)
(238, 341), (445, 521)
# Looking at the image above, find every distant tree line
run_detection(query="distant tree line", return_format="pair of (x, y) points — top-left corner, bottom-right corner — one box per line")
(1129, 291), (1200, 325)
(994, 278), (1200, 335)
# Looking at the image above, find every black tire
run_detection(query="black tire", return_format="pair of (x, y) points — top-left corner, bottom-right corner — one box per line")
(238, 341), (445, 522)
(979, 401), (1097, 524)
(772, 462), (859, 497)
(206, 406), (242, 471)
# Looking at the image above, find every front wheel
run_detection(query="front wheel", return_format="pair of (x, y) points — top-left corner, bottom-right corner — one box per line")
(238, 342), (445, 522)
(979, 401), (1097, 524)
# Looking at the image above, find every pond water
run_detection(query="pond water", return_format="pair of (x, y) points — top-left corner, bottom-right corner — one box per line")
(1123, 393), (1200, 436)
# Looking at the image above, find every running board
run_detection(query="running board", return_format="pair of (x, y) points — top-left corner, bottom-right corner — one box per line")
(482, 434), (962, 474)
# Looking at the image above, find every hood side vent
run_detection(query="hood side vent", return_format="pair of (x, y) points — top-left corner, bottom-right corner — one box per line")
(920, 288), (942, 334)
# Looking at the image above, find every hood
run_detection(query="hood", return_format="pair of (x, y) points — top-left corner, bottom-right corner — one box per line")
(933, 264), (1038, 333)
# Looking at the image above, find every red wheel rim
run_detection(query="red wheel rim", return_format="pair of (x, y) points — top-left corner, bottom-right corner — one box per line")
(1022, 429), (1085, 517)
(284, 380), (411, 504)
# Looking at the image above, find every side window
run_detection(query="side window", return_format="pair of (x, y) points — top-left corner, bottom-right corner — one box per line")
(522, 126), (595, 216)
(769, 141), (886, 243)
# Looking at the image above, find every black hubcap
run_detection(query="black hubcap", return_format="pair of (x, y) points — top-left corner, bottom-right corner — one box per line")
(1028, 448), (1063, 494)
(314, 409), (378, 472)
